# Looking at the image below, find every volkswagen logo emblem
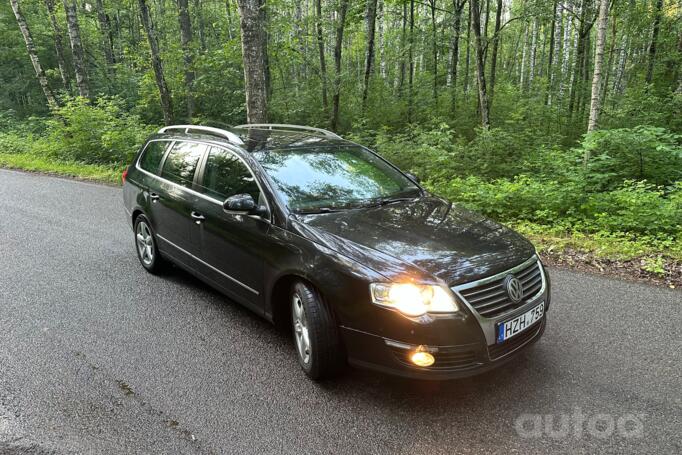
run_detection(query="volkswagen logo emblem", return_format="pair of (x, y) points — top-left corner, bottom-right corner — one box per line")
(504, 275), (524, 303)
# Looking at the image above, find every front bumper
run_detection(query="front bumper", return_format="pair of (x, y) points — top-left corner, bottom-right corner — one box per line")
(341, 256), (551, 380)
(342, 316), (546, 380)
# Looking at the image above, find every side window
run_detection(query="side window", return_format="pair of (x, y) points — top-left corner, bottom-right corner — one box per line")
(198, 147), (260, 202)
(138, 141), (168, 174)
(160, 141), (206, 187)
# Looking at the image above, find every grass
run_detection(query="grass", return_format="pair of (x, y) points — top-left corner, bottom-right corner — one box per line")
(0, 152), (123, 185)
(514, 222), (682, 261)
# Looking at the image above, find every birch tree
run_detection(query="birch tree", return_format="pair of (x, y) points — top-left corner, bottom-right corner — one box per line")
(62, 0), (89, 98)
(10, 0), (58, 107)
(587, 0), (609, 135)
(45, 0), (70, 89)
(138, 0), (174, 124)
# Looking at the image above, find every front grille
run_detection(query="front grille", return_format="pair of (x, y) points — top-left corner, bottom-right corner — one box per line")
(456, 258), (544, 318)
(388, 345), (480, 371)
(488, 318), (544, 360)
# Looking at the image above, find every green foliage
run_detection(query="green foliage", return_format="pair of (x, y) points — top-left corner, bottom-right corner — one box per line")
(581, 126), (682, 190)
(44, 97), (156, 165)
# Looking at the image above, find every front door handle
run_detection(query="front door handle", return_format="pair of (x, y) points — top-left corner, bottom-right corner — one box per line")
(149, 192), (160, 202)
(191, 211), (205, 224)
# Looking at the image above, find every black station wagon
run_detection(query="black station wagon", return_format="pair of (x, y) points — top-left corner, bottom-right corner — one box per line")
(122, 124), (551, 380)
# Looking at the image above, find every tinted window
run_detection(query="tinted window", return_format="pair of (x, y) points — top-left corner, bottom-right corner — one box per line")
(160, 141), (206, 187)
(198, 147), (260, 201)
(253, 146), (419, 211)
(139, 141), (168, 174)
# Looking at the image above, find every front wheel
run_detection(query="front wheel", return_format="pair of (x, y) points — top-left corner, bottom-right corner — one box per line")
(291, 281), (344, 380)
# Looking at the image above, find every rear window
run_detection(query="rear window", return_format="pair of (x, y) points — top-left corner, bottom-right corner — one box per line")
(160, 141), (206, 187)
(138, 141), (168, 174)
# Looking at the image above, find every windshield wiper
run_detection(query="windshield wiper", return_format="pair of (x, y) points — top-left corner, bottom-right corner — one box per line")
(359, 195), (418, 208)
(294, 207), (344, 214)
(378, 196), (416, 205)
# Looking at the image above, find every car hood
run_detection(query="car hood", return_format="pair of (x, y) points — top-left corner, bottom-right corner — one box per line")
(293, 197), (535, 285)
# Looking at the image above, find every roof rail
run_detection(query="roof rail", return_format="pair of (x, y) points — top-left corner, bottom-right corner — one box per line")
(234, 123), (342, 140)
(158, 125), (244, 145)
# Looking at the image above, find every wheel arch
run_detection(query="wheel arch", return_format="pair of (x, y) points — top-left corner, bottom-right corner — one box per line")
(268, 272), (332, 332)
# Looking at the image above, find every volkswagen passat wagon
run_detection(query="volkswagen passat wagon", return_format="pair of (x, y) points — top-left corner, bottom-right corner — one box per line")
(122, 124), (550, 380)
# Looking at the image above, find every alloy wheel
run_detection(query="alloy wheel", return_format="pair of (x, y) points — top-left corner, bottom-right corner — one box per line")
(292, 293), (311, 364)
(136, 221), (154, 266)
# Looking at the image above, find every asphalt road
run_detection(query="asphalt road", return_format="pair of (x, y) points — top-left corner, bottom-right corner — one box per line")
(0, 168), (680, 455)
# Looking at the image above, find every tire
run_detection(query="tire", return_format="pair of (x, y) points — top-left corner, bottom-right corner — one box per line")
(291, 281), (344, 380)
(133, 214), (166, 274)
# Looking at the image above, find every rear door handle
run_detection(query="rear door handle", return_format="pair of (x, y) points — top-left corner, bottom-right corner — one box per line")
(191, 211), (205, 223)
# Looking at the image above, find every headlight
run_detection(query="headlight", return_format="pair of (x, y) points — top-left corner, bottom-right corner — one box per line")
(369, 283), (458, 317)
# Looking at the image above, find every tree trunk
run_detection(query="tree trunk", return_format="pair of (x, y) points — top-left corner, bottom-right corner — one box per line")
(362, 0), (378, 110)
(545, 1), (558, 105)
(449, 0), (466, 109)
(520, 22), (528, 89)
(601, 15), (617, 109)
(645, 0), (663, 85)
(95, 0), (116, 66)
(399, 1), (407, 95)
(429, 0), (438, 102)
(176, 0), (195, 120)
(236, 0), (269, 123)
(378, 0), (386, 79)
(463, 3), (471, 93)
(587, 0), (609, 136)
(194, 0), (207, 51)
(488, 0), (502, 104)
(568, 0), (589, 119)
(470, 0), (490, 128)
(315, 0), (328, 111)
(612, 33), (628, 96)
(138, 0), (173, 124)
(10, 0), (58, 107)
(45, 0), (70, 90)
(559, 12), (572, 100)
(62, 0), (89, 98)
(225, 0), (234, 39)
(408, 0), (415, 121)
(330, 0), (349, 131)
(528, 18), (538, 90)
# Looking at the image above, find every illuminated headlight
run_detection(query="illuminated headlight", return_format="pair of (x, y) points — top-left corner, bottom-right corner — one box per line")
(369, 283), (458, 317)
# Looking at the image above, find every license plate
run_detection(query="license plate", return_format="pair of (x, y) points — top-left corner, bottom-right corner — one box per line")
(496, 302), (544, 343)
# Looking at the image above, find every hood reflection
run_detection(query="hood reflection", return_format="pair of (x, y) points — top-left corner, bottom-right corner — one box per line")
(296, 197), (535, 285)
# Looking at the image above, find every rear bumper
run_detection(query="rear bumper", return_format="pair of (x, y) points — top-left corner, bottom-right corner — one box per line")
(342, 316), (546, 380)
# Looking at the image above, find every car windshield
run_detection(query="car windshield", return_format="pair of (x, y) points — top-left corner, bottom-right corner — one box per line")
(253, 146), (420, 212)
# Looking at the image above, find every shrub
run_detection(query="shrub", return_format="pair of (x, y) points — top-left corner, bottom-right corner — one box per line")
(579, 181), (682, 236)
(429, 176), (681, 239)
(580, 126), (682, 190)
(45, 96), (155, 165)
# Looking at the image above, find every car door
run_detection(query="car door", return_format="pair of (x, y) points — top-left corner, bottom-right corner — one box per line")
(191, 146), (271, 313)
(149, 140), (207, 265)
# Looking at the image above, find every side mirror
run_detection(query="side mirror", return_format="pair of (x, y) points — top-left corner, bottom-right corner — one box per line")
(405, 172), (420, 184)
(223, 194), (269, 218)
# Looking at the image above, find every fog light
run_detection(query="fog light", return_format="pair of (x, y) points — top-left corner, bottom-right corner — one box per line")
(410, 350), (435, 367)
